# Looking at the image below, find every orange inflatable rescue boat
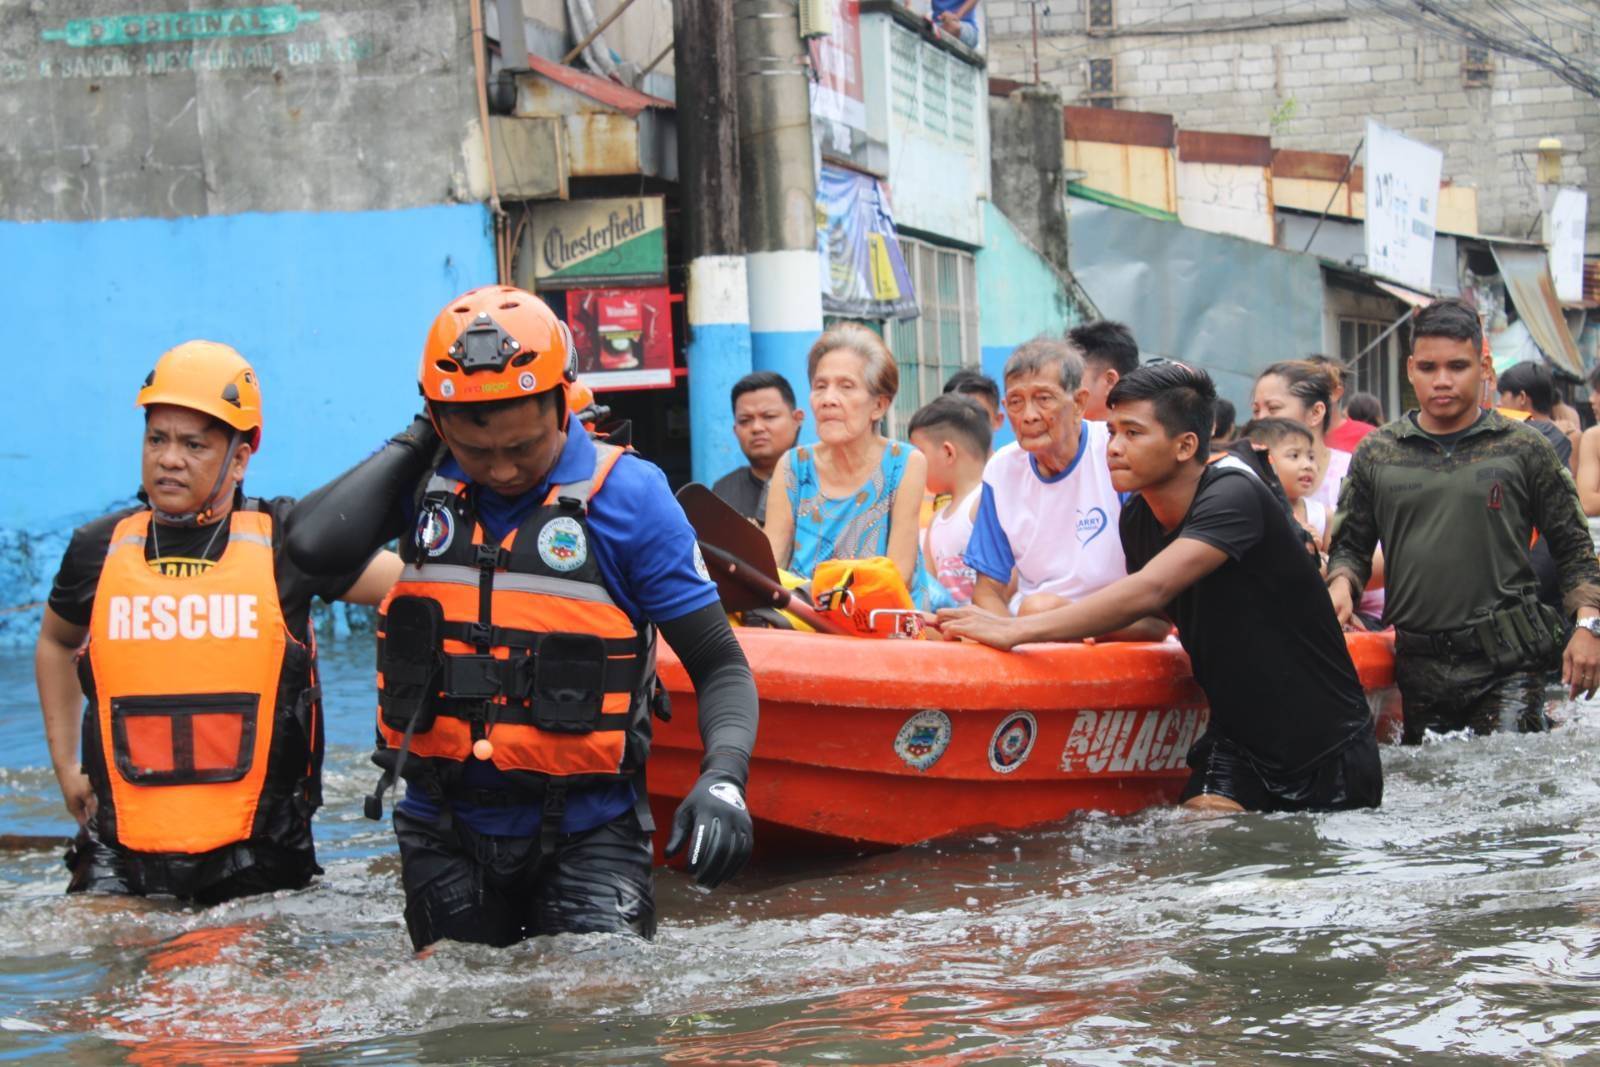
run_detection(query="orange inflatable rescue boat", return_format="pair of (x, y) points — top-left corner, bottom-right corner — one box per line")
(647, 628), (1400, 851)
(657, 483), (1400, 851)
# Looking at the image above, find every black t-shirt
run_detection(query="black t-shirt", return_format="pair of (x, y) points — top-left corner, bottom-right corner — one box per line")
(47, 495), (369, 644)
(1119, 461), (1372, 776)
(1528, 418), (1572, 466)
(711, 465), (771, 527)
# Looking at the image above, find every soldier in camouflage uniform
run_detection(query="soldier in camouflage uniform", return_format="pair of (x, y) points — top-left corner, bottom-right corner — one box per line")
(1328, 298), (1600, 743)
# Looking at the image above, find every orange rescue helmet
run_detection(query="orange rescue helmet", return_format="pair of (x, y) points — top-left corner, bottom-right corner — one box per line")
(566, 377), (597, 415)
(420, 286), (574, 404)
(137, 340), (263, 451)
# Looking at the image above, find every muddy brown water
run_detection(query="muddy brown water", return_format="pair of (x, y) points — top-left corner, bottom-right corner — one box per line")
(0, 641), (1596, 1064)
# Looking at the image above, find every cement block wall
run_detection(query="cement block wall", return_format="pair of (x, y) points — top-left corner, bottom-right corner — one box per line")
(1, 0), (482, 220)
(0, 1), (500, 639)
(984, 0), (1600, 249)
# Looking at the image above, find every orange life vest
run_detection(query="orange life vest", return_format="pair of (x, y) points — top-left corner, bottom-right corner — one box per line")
(812, 556), (924, 639)
(80, 507), (318, 855)
(374, 442), (656, 797)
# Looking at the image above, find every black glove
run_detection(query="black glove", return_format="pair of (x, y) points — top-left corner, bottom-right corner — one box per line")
(664, 772), (752, 888)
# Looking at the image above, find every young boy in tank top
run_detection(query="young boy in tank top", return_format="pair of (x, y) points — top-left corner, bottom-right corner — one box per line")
(909, 395), (992, 607)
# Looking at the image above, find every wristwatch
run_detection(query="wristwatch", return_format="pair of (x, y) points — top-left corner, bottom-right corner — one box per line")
(1577, 616), (1600, 639)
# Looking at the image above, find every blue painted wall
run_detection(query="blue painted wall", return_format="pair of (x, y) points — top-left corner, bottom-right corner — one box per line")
(975, 201), (1091, 448)
(0, 203), (495, 640)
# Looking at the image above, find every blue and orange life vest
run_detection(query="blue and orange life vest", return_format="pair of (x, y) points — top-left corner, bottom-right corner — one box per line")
(78, 506), (320, 855)
(373, 442), (657, 802)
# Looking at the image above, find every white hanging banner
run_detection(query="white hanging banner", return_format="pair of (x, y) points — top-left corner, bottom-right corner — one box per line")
(1363, 119), (1443, 293)
(1546, 187), (1588, 305)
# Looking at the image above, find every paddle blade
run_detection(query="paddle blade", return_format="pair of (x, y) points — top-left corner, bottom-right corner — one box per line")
(675, 482), (782, 584)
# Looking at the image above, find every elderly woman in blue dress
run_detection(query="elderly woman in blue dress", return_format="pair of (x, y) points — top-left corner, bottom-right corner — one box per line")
(764, 324), (939, 606)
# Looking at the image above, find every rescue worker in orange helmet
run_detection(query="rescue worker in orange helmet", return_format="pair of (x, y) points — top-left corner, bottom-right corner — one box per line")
(285, 286), (757, 950)
(35, 341), (403, 904)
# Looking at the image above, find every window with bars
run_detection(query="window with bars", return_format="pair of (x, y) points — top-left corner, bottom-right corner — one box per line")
(1087, 0), (1115, 31)
(1462, 46), (1493, 88)
(1339, 318), (1398, 419)
(1087, 57), (1116, 108)
(885, 238), (980, 436)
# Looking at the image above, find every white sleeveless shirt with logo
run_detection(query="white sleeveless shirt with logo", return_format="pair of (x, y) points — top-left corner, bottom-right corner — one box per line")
(969, 421), (1129, 612)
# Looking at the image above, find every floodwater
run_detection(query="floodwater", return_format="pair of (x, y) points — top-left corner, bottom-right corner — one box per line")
(1, 641), (1598, 1064)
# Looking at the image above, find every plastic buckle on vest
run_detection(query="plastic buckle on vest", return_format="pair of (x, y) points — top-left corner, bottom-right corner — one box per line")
(364, 769), (394, 821)
(556, 495), (585, 513)
(464, 622), (494, 649)
(475, 543), (507, 571)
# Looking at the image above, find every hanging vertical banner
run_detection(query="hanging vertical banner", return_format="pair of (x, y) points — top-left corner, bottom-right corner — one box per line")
(1546, 187), (1588, 305)
(561, 286), (675, 391)
(809, 0), (865, 132)
(817, 163), (919, 320)
(1363, 119), (1443, 293)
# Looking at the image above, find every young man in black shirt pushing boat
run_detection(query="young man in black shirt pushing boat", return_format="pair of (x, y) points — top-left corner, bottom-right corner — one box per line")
(939, 363), (1381, 813)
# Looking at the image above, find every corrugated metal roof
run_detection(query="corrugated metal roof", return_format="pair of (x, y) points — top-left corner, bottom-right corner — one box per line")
(524, 52), (672, 118)
(1491, 245), (1584, 377)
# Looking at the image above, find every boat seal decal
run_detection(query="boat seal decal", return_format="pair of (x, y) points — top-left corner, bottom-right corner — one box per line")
(988, 712), (1037, 774)
(894, 710), (951, 773)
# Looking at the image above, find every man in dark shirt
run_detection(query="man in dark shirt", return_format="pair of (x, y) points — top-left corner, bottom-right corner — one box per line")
(1497, 359), (1574, 468)
(940, 362), (1381, 813)
(1328, 301), (1600, 743)
(711, 371), (804, 526)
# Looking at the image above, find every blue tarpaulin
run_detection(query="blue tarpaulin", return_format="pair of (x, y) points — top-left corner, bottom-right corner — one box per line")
(817, 164), (919, 320)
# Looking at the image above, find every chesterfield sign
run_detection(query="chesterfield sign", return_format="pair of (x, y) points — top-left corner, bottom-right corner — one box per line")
(531, 197), (666, 288)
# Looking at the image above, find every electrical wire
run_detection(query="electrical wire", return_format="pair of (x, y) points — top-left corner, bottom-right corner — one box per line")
(1356, 0), (1598, 97)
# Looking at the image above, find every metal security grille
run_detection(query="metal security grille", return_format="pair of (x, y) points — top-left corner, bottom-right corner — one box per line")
(1088, 0), (1115, 31)
(1462, 46), (1493, 88)
(1087, 57), (1116, 108)
(887, 238), (979, 436)
(1340, 317), (1397, 419)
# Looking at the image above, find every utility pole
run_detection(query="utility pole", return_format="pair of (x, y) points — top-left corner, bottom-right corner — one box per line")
(675, 0), (752, 484)
(734, 0), (821, 412)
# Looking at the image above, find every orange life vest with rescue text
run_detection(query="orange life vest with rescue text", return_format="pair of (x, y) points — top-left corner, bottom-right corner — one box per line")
(80, 507), (319, 855)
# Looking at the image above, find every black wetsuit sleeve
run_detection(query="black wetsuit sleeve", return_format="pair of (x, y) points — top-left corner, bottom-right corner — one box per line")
(284, 416), (439, 576)
(656, 602), (758, 787)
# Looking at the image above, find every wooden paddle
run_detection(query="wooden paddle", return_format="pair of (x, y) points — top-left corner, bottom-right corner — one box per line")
(675, 483), (849, 636)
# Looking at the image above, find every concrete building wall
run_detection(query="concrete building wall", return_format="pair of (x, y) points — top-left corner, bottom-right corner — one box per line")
(0, 1), (501, 636)
(0, 0), (481, 220)
(985, 0), (1600, 248)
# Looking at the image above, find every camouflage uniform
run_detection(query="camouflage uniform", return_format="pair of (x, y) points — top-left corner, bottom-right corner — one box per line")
(1327, 409), (1600, 744)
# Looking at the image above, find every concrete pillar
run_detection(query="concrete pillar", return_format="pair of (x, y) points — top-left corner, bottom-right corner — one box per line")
(735, 0), (822, 413)
(686, 256), (753, 483)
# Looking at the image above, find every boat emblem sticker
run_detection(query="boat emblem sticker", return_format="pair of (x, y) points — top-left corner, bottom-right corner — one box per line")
(537, 516), (587, 572)
(989, 712), (1037, 774)
(415, 502), (455, 557)
(894, 710), (951, 772)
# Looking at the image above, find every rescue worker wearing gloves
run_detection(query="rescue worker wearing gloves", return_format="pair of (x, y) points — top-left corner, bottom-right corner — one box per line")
(285, 286), (757, 949)
(35, 342), (401, 903)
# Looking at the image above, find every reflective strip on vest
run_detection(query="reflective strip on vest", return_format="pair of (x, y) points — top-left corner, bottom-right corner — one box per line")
(394, 563), (621, 607)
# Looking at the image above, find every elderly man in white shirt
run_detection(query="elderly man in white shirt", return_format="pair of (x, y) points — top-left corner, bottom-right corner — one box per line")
(961, 336), (1168, 641)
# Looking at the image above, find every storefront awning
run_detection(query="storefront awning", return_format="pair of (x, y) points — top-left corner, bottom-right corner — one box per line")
(1374, 279), (1433, 307)
(1491, 245), (1584, 377)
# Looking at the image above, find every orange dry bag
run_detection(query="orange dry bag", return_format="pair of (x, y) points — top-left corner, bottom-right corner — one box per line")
(812, 557), (925, 639)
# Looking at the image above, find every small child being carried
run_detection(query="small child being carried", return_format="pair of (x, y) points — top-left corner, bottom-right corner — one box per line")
(1244, 417), (1326, 548)
(909, 394), (993, 607)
